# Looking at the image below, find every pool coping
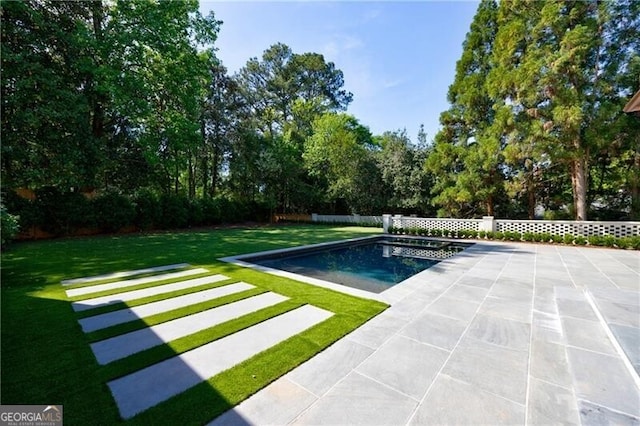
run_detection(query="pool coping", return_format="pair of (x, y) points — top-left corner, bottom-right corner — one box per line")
(218, 235), (474, 304)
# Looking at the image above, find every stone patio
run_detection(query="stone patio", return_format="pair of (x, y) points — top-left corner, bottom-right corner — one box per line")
(212, 241), (640, 425)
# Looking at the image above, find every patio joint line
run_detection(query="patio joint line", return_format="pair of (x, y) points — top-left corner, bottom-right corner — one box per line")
(574, 246), (620, 290)
(354, 370), (422, 403)
(584, 289), (640, 390)
(442, 373), (526, 408)
(523, 244), (538, 426)
(405, 246), (517, 425)
(578, 396), (640, 419)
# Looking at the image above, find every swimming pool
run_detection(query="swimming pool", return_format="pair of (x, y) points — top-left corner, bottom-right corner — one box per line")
(239, 236), (472, 294)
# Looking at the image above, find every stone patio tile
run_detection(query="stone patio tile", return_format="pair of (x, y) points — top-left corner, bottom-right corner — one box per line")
(356, 335), (448, 400)
(409, 374), (524, 425)
(527, 377), (580, 425)
(489, 283), (533, 303)
(443, 284), (489, 303)
(287, 339), (373, 397)
(532, 311), (564, 344)
(209, 378), (316, 426)
(561, 317), (617, 355)
(557, 298), (598, 320)
(594, 299), (640, 328)
(400, 312), (467, 351)
(479, 296), (532, 323)
(383, 295), (431, 322)
(578, 400), (640, 425)
(442, 336), (528, 403)
(292, 372), (417, 426)
(345, 312), (409, 350)
(465, 314), (530, 351)
(529, 339), (572, 388)
(590, 288), (640, 306)
(66, 268), (210, 298)
(554, 286), (584, 301)
(567, 347), (640, 417)
(609, 324), (640, 374)
(607, 273), (640, 291)
(455, 275), (496, 289)
(425, 296), (480, 322)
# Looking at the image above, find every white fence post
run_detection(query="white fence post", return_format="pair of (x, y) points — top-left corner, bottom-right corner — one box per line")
(311, 213), (318, 222)
(480, 216), (495, 232)
(382, 214), (392, 233)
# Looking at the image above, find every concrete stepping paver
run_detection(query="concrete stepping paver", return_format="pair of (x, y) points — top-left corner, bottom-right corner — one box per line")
(62, 263), (190, 285)
(91, 292), (289, 364)
(79, 282), (254, 333)
(108, 304), (333, 419)
(72, 274), (229, 312)
(66, 268), (209, 298)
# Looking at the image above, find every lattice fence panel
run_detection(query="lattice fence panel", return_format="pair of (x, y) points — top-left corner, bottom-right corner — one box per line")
(391, 246), (460, 260)
(496, 220), (640, 238)
(315, 215), (382, 224)
(391, 217), (481, 232)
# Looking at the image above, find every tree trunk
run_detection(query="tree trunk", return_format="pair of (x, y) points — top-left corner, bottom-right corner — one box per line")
(571, 157), (588, 221)
(630, 152), (640, 220)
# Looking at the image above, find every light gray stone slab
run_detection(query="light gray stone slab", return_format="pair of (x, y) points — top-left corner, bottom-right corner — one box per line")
(287, 339), (373, 397)
(425, 296), (480, 322)
(292, 372), (417, 426)
(384, 295), (430, 322)
(557, 298), (598, 320)
(567, 347), (640, 417)
(579, 399), (640, 425)
(465, 314), (531, 351)
(400, 312), (467, 351)
(529, 339), (573, 388)
(62, 263), (191, 285)
(66, 268), (209, 298)
(443, 284), (489, 303)
(610, 324), (640, 372)
(532, 311), (564, 344)
(456, 275), (496, 289)
(345, 313), (408, 350)
(595, 299), (640, 328)
(79, 282), (254, 333)
(489, 282), (533, 303)
(527, 377), (580, 425)
(442, 336), (528, 403)
(356, 335), (448, 400)
(409, 374), (525, 425)
(71, 274), (229, 312)
(108, 304), (333, 419)
(480, 296), (532, 323)
(92, 292), (288, 364)
(208, 378), (317, 426)
(590, 288), (640, 306)
(562, 317), (617, 355)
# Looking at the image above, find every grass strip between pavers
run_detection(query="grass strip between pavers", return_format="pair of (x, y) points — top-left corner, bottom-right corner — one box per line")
(86, 287), (268, 342)
(1, 225), (386, 425)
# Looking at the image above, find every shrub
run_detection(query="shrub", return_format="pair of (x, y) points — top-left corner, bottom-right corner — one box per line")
(551, 234), (563, 244)
(588, 235), (606, 247)
(493, 231), (504, 240)
(1, 202), (20, 248)
(563, 234), (575, 245)
(159, 194), (189, 229)
(200, 197), (221, 225)
(478, 230), (487, 239)
(188, 198), (205, 226)
(539, 233), (552, 243)
(133, 190), (161, 231)
(93, 192), (136, 232)
(34, 187), (94, 235)
(574, 236), (587, 245)
(522, 232), (535, 242)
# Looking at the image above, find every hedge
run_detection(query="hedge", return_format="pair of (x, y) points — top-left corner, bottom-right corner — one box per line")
(3, 188), (271, 239)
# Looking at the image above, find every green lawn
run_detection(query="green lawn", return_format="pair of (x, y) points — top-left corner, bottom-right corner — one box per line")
(1, 225), (387, 425)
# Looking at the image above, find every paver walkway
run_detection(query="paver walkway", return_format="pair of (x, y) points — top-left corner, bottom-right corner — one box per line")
(212, 241), (640, 425)
(71, 274), (228, 312)
(62, 263), (191, 285)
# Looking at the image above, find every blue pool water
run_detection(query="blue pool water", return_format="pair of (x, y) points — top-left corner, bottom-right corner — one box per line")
(247, 237), (472, 293)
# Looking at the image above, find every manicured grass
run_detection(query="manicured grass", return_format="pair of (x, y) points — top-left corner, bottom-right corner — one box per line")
(1, 225), (386, 425)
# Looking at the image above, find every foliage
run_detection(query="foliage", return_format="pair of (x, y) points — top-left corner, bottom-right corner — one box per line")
(0, 202), (20, 247)
(92, 192), (136, 232)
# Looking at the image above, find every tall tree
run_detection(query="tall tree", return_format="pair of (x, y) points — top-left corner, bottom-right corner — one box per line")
(427, 0), (502, 217)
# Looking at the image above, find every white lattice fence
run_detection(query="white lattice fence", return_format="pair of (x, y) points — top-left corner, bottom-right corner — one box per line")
(391, 217), (481, 232)
(391, 246), (461, 260)
(496, 220), (640, 238)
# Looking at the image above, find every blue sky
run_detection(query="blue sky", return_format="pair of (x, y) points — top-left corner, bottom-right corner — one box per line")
(199, 1), (479, 144)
